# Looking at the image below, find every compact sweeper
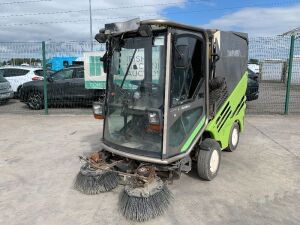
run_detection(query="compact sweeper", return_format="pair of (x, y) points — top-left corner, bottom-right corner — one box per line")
(74, 18), (248, 222)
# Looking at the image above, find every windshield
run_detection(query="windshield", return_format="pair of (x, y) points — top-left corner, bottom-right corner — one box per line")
(104, 35), (166, 157)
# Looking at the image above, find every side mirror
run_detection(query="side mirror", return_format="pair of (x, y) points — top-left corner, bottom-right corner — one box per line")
(174, 45), (189, 68)
(95, 29), (107, 43)
(47, 77), (54, 82)
(93, 101), (105, 120)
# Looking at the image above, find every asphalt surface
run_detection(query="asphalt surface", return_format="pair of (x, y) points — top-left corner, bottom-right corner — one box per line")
(0, 114), (299, 225)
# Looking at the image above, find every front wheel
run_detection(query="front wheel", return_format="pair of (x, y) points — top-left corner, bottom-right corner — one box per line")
(27, 91), (43, 110)
(196, 138), (221, 181)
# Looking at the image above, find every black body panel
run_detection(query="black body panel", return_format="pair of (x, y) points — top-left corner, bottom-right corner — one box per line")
(214, 31), (248, 95)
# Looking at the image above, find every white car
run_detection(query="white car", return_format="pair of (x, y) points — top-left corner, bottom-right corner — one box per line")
(0, 66), (44, 95)
(248, 63), (260, 74)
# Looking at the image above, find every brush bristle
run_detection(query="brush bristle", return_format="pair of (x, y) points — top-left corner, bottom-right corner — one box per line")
(74, 169), (119, 195)
(119, 185), (173, 222)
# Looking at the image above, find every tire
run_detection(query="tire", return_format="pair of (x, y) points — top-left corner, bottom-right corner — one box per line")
(197, 138), (221, 181)
(15, 85), (22, 99)
(209, 77), (225, 90)
(226, 122), (240, 152)
(27, 91), (43, 110)
(209, 77), (228, 116)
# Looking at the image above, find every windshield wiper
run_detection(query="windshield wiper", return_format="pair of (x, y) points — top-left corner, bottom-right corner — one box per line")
(120, 49), (137, 88)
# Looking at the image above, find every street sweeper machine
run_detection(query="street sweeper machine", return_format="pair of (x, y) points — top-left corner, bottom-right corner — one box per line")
(74, 19), (248, 222)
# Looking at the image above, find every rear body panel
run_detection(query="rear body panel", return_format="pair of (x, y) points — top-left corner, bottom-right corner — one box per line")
(205, 72), (248, 149)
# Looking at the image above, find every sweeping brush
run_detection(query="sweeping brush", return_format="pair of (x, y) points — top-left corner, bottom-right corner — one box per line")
(119, 178), (173, 222)
(74, 163), (119, 195)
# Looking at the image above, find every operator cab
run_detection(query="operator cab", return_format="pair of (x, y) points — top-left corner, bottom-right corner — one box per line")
(94, 19), (209, 163)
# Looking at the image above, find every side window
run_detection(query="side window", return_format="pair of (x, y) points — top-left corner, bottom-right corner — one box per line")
(53, 69), (74, 80)
(63, 61), (69, 67)
(74, 69), (84, 78)
(4, 69), (29, 77)
(34, 70), (43, 77)
(0, 69), (4, 77)
(3, 69), (13, 77)
(170, 35), (204, 107)
(17, 69), (29, 76)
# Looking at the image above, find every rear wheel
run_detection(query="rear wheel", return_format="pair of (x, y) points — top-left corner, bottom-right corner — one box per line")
(196, 138), (221, 181)
(27, 91), (43, 110)
(226, 122), (240, 152)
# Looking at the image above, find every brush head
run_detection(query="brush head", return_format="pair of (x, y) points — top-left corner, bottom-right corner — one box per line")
(74, 163), (119, 195)
(119, 177), (173, 222)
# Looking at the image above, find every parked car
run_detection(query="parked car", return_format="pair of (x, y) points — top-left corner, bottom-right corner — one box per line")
(248, 63), (260, 74)
(19, 66), (104, 110)
(0, 75), (14, 104)
(246, 69), (259, 101)
(0, 66), (46, 96)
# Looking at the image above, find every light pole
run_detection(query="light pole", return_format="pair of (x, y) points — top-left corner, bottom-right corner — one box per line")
(89, 0), (93, 51)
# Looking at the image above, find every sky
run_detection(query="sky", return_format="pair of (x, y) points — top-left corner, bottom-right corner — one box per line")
(0, 0), (299, 41)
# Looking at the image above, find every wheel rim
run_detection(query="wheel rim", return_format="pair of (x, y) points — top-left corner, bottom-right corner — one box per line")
(28, 94), (41, 109)
(232, 127), (239, 147)
(210, 150), (219, 174)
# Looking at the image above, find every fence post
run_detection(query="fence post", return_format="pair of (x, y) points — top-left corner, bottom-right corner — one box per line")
(284, 35), (295, 115)
(42, 41), (48, 115)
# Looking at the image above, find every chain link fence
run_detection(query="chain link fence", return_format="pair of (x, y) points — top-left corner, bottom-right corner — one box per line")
(247, 36), (300, 114)
(0, 41), (105, 114)
(0, 37), (299, 115)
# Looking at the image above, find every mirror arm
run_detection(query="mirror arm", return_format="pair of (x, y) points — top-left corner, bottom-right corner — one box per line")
(211, 53), (220, 78)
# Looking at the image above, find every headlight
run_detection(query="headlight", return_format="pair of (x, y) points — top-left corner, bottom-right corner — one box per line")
(148, 112), (160, 125)
(147, 111), (162, 132)
(93, 102), (105, 119)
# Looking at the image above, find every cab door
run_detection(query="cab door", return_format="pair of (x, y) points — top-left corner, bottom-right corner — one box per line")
(163, 32), (208, 159)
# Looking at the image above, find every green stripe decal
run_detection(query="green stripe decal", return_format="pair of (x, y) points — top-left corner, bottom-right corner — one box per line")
(180, 116), (206, 152)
